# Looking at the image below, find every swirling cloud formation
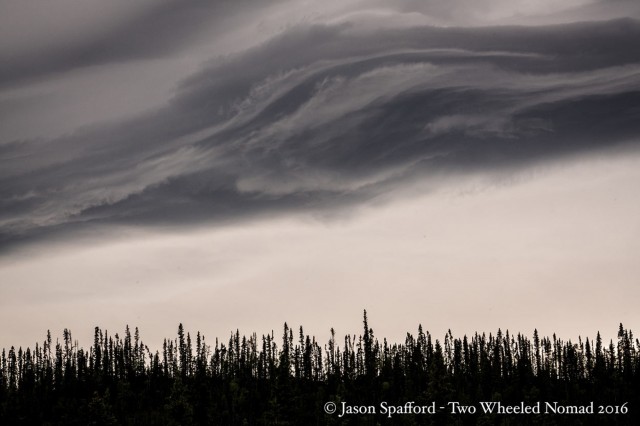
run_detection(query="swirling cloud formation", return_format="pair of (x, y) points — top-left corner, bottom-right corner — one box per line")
(2, 0), (639, 250)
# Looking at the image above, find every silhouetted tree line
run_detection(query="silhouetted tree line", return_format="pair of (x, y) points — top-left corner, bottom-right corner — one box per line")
(1, 311), (638, 425)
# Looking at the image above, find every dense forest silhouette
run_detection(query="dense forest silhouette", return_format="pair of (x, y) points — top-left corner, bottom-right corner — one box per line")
(1, 311), (638, 425)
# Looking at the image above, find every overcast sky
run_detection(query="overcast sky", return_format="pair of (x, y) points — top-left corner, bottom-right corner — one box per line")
(1, 0), (640, 351)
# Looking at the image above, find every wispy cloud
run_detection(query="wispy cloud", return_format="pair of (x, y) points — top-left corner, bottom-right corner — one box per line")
(1, 1), (639, 251)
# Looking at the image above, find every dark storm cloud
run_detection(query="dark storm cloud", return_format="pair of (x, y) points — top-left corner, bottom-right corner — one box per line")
(2, 17), (640, 250)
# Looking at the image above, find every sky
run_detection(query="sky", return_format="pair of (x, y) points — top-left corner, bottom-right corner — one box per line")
(1, 0), (640, 351)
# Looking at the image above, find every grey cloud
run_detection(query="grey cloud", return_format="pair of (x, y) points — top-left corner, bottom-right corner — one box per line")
(2, 0), (637, 88)
(517, 0), (640, 25)
(0, 0), (282, 88)
(380, 0), (640, 25)
(2, 18), (640, 251)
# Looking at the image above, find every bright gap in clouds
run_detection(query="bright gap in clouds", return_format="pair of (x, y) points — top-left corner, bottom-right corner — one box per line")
(1, 151), (639, 351)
